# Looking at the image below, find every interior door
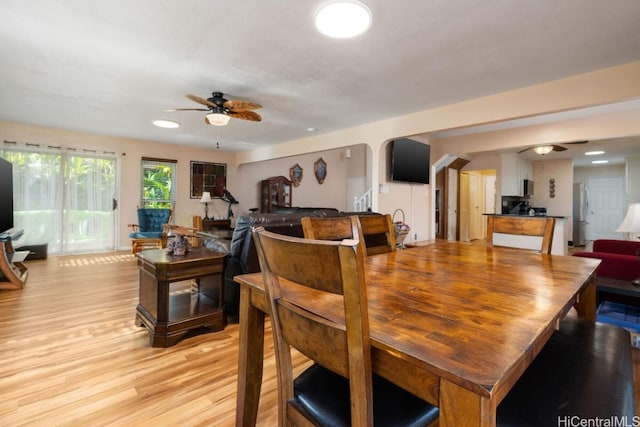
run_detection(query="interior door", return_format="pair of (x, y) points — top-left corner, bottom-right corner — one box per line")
(435, 169), (445, 239)
(585, 176), (625, 241)
(468, 172), (484, 241)
(459, 173), (470, 242)
(447, 168), (458, 240)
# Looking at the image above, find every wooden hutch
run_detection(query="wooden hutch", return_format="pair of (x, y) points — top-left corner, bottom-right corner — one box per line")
(261, 176), (292, 213)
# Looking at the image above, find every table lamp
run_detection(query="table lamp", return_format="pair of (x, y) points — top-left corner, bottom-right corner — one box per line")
(616, 202), (640, 285)
(200, 191), (212, 220)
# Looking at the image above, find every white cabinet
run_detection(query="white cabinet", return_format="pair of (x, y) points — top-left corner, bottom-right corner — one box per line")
(500, 153), (532, 196)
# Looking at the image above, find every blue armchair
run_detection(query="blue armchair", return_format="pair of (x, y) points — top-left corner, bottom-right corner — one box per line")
(128, 207), (173, 253)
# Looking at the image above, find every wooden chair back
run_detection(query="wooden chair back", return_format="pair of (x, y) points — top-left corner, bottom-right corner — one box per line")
(486, 216), (555, 254)
(137, 207), (174, 233)
(301, 215), (364, 243)
(252, 227), (373, 426)
(192, 215), (203, 231)
(358, 214), (397, 255)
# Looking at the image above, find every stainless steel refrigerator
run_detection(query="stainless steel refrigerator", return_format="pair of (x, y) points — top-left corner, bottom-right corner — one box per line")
(573, 183), (587, 246)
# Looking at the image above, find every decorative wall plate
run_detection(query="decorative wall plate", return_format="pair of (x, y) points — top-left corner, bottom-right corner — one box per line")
(290, 163), (303, 187)
(314, 158), (327, 184)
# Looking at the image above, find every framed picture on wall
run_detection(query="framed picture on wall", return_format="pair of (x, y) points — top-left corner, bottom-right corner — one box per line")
(190, 161), (227, 198)
(290, 163), (303, 187)
(314, 157), (327, 184)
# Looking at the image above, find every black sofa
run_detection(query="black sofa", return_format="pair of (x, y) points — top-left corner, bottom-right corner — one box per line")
(219, 208), (382, 322)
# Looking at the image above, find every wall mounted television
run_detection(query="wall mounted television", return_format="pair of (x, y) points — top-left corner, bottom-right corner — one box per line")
(0, 158), (14, 234)
(390, 138), (431, 184)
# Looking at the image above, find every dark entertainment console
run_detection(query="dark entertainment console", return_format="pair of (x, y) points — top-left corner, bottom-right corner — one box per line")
(0, 229), (29, 290)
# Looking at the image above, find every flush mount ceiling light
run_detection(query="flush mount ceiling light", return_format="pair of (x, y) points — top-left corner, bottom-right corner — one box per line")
(592, 160), (609, 164)
(532, 145), (554, 155)
(152, 119), (180, 129)
(314, 0), (372, 38)
(585, 150), (605, 156)
(205, 112), (231, 126)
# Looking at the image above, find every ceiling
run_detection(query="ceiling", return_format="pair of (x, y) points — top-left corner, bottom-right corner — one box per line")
(429, 100), (640, 167)
(1, 0), (640, 156)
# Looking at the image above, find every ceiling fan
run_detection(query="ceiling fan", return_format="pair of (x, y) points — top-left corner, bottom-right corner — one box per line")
(168, 92), (262, 126)
(517, 140), (589, 155)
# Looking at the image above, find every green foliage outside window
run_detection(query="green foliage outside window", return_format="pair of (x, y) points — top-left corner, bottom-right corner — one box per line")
(142, 161), (175, 208)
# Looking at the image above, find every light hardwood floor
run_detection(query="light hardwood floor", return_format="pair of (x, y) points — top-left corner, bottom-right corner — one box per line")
(1, 250), (638, 426)
(0, 251), (309, 426)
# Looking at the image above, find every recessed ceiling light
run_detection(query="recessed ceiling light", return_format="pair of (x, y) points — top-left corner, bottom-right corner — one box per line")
(591, 160), (609, 164)
(585, 150), (605, 156)
(153, 119), (180, 129)
(314, 0), (372, 38)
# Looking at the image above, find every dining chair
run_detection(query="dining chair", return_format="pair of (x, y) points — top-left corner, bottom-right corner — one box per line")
(497, 316), (634, 425)
(252, 228), (439, 427)
(486, 215), (555, 254)
(301, 215), (364, 243)
(357, 214), (397, 255)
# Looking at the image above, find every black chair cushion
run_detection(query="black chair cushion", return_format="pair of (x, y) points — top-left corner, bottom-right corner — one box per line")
(498, 317), (635, 426)
(293, 364), (439, 427)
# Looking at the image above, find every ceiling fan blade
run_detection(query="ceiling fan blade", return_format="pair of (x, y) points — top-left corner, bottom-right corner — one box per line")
(229, 110), (262, 121)
(517, 147), (532, 154)
(186, 94), (217, 109)
(552, 145), (568, 152)
(224, 99), (262, 111)
(164, 108), (209, 112)
(564, 140), (589, 144)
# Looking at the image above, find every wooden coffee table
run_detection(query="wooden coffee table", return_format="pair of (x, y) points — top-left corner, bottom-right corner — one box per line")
(135, 247), (226, 347)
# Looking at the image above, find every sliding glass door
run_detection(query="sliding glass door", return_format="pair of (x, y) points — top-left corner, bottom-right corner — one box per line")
(1, 148), (118, 254)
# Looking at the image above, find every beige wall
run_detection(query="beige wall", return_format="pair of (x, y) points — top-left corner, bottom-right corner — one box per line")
(234, 144), (367, 213)
(235, 61), (640, 242)
(529, 159), (574, 239)
(2, 61), (640, 250)
(530, 159), (574, 218)
(0, 122), (369, 250)
(0, 121), (237, 250)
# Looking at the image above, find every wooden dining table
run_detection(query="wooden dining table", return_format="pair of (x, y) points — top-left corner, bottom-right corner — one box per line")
(233, 240), (600, 427)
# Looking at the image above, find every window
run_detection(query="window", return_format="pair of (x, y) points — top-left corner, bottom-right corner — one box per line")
(141, 157), (176, 208)
(1, 146), (118, 254)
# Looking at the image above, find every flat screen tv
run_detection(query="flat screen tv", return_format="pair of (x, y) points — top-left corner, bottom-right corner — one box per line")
(0, 158), (14, 234)
(390, 138), (430, 184)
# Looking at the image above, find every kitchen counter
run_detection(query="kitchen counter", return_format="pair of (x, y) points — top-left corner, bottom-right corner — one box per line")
(482, 214), (568, 255)
(484, 213), (568, 218)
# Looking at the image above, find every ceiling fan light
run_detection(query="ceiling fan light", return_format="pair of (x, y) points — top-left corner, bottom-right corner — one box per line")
(315, 0), (372, 38)
(205, 113), (230, 126)
(533, 145), (554, 155)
